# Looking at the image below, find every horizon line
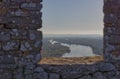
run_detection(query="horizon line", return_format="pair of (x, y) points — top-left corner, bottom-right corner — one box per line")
(44, 33), (103, 35)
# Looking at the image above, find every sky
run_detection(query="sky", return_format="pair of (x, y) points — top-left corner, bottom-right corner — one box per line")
(41, 0), (104, 35)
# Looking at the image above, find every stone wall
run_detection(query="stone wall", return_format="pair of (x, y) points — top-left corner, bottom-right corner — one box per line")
(39, 61), (120, 79)
(0, 0), (43, 79)
(104, 0), (120, 61)
(0, 0), (120, 79)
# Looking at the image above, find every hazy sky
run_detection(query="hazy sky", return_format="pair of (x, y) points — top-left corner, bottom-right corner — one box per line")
(41, 0), (104, 34)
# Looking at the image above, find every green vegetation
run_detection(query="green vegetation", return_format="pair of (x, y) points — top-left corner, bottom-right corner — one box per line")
(42, 38), (70, 57)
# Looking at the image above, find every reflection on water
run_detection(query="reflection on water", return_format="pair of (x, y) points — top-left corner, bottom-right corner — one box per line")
(49, 40), (95, 57)
(62, 44), (95, 57)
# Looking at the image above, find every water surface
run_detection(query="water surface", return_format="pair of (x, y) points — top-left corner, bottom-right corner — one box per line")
(49, 40), (96, 57)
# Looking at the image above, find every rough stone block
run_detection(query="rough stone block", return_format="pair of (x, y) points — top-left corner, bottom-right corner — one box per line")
(79, 75), (92, 79)
(28, 11), (42, 18)
(20, 41), (33, 52)
(24, 69), (34, 75)
(21, 3), (42, 11)
(27, 0), (43, 3)
(103, 4), (119, 14)
(104, 14), (117, 24)
(93, 72), (107, 79)
(9, 2), (20, 9)
(7, 17), (42, 29)
(0, 64), (16, 69)
(98, 63), (115, 72)
(34, 67), (44, 73)
(33, 71), (48, 79)
(2, 40), (19, 51)
(28, 30), (42, 41)
(0, 55), (15, 64)
(108, 35), (120, 45)
(49, 73), (60, 79)
(0, 16), (10, 24)
(13, 68), (24, 79)
(10, 29), (27, 40)
(104, 41), (120, 60)
(9, 0), (25, 4)
(18, 51), (41, 63)
(8, 9), (42, 17)
(0, 8), (8, 16)
(0, 70), (13, 79)
(104, 27), (120, 35)
(0, 29), (10, 41)
(20, 39), (42, 52)
(9, 9), (29, 17)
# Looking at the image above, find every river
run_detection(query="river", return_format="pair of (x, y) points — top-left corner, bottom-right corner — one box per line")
(49, 40), (96, 57)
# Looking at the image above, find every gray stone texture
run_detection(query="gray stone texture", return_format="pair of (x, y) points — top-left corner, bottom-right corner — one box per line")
(39, 62), (120, 79)
(49, 73), (60, 79)
(104, 0), (120, 61)
(0, 0), (42, 79)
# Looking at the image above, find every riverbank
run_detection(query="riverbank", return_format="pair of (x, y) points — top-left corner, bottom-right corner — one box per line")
(61, 44), (95, 57)
(42, 39), (70, 57)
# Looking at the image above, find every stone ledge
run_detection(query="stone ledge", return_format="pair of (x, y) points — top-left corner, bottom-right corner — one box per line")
(39, 56), (103, 65)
